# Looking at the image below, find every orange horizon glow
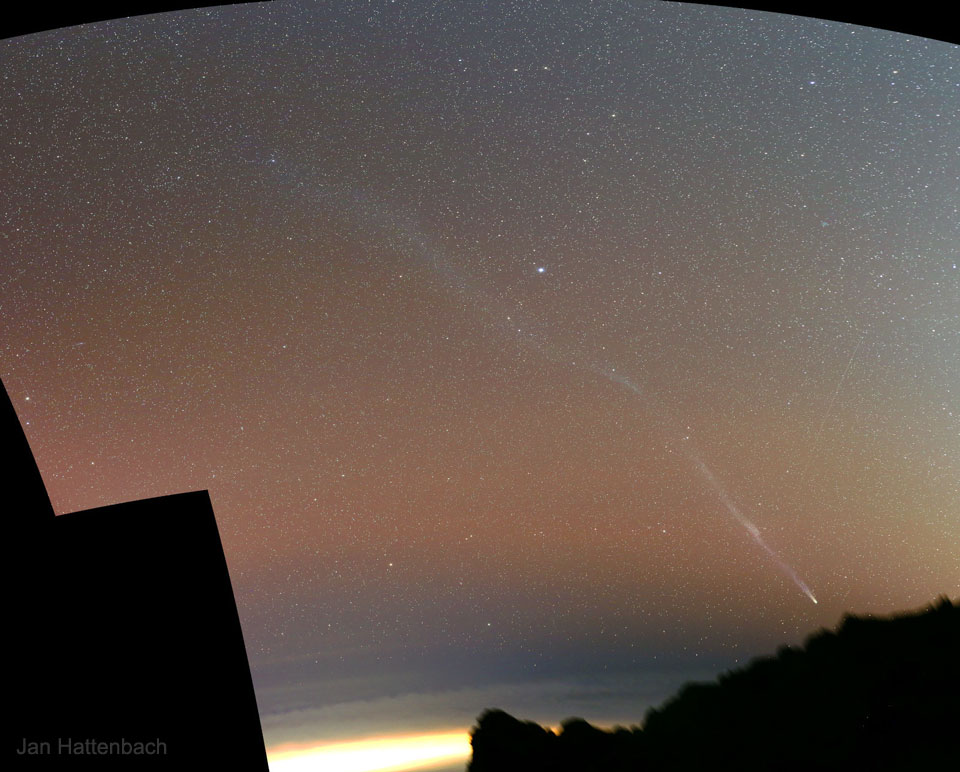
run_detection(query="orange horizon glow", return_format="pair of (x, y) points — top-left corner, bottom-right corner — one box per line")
(267, 730), (472, 772)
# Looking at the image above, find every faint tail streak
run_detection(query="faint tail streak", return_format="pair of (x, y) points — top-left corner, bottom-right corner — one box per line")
(429, 253), (821, 606)
(796, 334), (864, 487)
(252, 167), (818, 606)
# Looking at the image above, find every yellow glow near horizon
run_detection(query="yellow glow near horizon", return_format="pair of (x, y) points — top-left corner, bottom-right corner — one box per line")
(267, 731), (472, 772)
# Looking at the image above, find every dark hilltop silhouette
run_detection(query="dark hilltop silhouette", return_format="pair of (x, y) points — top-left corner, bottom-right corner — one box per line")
(469, 596), (959, 772)
(4, 377), (269, 769)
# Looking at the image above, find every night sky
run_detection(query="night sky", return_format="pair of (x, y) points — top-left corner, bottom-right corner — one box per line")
(2, 1), (958, 766)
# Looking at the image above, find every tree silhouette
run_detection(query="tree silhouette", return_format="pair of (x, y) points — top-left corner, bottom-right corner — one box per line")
(469, 597), (959, 772)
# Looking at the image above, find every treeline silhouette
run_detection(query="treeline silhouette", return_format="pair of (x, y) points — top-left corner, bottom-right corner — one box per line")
(469, 597), (958, 771)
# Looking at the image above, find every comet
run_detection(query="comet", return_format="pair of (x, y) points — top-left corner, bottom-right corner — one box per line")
(594, 367), (819, 605)
(275, 179), (820, 605)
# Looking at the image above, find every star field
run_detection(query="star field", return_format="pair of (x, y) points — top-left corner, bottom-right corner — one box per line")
(1, 0), (958, 746)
